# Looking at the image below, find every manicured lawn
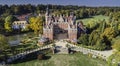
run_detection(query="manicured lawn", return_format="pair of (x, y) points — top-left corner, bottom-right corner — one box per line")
(77, 15), (109, 25)
(10, 53), (107, 66)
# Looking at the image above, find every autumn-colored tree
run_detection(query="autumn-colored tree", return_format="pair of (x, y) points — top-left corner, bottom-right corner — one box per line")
(101, 27), (116, 40)
(29, 16), (43, 35)
(4, 22), (12, 32)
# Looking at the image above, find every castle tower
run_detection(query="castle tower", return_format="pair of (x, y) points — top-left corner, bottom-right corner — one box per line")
(43, 7), (80, 42)
(45, 6), (50, 25)
(43, 25), (53, 40)
(68, 25), (77, 42)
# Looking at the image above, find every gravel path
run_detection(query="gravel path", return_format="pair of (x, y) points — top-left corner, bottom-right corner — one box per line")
(55, 40), (113, 60)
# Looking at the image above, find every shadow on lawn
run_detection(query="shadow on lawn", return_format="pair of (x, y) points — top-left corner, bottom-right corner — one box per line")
(10, 49), (51, 64)
(77, 16), (93, 20)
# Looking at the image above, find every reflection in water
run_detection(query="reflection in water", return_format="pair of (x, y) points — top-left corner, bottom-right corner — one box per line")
(7, 32), (34, 46)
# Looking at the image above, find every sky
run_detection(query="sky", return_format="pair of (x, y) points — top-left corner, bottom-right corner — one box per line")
(0, 0), (120, 7)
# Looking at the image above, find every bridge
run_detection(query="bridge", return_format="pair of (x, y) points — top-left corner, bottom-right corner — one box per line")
(0, 39), (113, 65)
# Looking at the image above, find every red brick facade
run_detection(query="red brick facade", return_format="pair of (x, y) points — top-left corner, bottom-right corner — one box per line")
(43, 8), (85, 42)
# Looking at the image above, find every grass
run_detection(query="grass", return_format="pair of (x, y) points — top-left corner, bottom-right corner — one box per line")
(77, 15), (109, 25)
(4, 15), (110, 66)
(0, 36), (39, 61)
(10, 52), (107, 66)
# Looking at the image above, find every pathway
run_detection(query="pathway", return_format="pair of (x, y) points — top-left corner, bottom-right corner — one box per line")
(54, 40), (113, 60)
(67, 42), (113, 60)
(54, 40), (68, 54)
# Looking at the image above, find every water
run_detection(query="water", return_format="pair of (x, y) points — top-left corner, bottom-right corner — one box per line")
(7, 32), (35, 46)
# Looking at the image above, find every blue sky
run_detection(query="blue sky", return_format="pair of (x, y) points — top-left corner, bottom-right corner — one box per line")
(0, 0), (120, 6)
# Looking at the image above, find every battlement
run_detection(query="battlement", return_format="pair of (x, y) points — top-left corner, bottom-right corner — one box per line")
(42, 7), (85, 42)
(68, 24), (77, 30)
(43, 25), (53, 29)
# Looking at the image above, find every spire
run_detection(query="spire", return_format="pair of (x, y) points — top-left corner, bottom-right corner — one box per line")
(70, 12), (74, 17)
(45, 6), (49, 25)
(46, 6), (49, 16)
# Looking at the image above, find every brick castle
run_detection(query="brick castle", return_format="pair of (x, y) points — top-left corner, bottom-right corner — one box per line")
(43, 7), (86, 42)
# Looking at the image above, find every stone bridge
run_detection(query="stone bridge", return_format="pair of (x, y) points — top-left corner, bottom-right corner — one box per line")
(0, 44), (53, 65)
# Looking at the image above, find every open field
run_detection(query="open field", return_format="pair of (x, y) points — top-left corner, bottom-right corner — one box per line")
(77, 15), (109, 25)
(10, 53), (107, 66)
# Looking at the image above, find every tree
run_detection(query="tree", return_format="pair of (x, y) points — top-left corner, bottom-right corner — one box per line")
(0, 18), (5, 32)
(113, 21), (119, 35)
(98, 20), (106, 33)
(87, 30), (107, 50)
(94, 39), (106, 50)
(4, 22), (12, 32)
(101, 27), (116, 40)
(108, 52), (120, 66)
(29, 16), (43, 35)
(112, 39), (120, 51)
(112, 11), (120, 21)
(0, 34), (9, 62)
(89, 30), (100, 46)
(78, 34), (89, 45)
(108, 36), (120, 66)
(0, 34), (9, 51)
(4, 15), (18, 32)
(87, 20), (99, 30)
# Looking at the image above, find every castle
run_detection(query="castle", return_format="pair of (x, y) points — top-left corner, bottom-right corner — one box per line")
(43, 7), (86, 43)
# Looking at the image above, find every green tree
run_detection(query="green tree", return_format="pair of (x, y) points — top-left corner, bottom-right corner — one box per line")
(0, 34), (9, 51)
(98, 20), (106, 33)
(112, 39), (120, 51)
(0, 18), (5, 32)
(94, 38), (106, 50)
(89, 30), (100, 46)
(108, 52), (120, 66)
(87, 20), (99, 30)
(113, 21), (119, 35)
(4, 15), (18, 32)
(78, 34), (89, 45)
(0, 34), (10, 62)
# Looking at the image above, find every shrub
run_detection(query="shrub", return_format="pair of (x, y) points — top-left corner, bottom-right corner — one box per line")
(37, 54), (45, 60)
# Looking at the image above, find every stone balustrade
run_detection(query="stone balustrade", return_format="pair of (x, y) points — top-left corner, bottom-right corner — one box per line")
(67, 43), (111, 61)
(0, 44), (53, 65)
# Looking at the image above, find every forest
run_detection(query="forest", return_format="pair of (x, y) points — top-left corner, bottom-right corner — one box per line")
(0, 4), (120, 33)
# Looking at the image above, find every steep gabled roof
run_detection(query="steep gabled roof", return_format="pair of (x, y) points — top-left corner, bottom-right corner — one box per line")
(58, 15), (64, 22)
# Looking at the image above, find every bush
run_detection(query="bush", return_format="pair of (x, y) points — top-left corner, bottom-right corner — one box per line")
(78, 34), (89, 45)
(94, 39), (106, 51)
(88, 53), (93, 58)
(112, 39), (120, 52)
(37, 54), (45, 60)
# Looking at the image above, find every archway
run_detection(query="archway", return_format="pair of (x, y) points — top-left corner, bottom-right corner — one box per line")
(54, 28), (68, 40)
